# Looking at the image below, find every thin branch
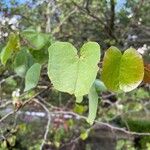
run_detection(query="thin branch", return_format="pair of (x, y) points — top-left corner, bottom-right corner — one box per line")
(72, 1), (106, 27)
(52, 8), (78, 35)
(94, 121), (150, 136)
(109, 0), (115, 36)
(53, 110), (150, 137)
(60, 135), (80, 149)
(0, 110), (14, 122)
(72, 1), (117, 40)
(37, 95), (59, 110)
(33, 99), (51, 150)
(45, 1), (51, 33)
(0, 87), (50, 124)
(0, 101), (12, 109)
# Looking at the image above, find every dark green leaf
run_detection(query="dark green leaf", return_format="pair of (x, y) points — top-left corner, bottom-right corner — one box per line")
(30, 48), (48, 64)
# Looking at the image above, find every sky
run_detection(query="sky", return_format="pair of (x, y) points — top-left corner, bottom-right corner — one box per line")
(116, 0), (126, 11)
(3, 0), (126, 10)
(2, 0), (29, 7)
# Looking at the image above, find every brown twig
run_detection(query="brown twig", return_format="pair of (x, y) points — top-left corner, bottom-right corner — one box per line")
(33, 99), (51, 150)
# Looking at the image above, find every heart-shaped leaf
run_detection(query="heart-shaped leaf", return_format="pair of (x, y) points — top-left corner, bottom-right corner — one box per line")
(48, 42), (100, 99)
(101, 46), (144, 92)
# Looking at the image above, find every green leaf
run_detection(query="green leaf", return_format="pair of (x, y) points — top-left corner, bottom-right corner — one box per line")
(73, 104), (87, 115)
(24, 63), (41, 91)
(87, 84), (99, 125)
(48, 42), (100, 100)
(13, 49), (34, 77)
(80, 131), (89, 140)
(1, 33), (20, 65)
(7, 135), (16, 147)
(30, 48), (48, 64)
(94, 79), (107, 92)
(21, 28), (50, 50)
(76, 96), (83, 103)
(101, 46), (144, 92)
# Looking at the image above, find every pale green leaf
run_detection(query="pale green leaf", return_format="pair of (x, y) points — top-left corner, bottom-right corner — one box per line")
(48, 42), (100, 100)
(76, 96), (83, 103)
(1, 33), (20, 65)
(101, 47), (144, 92)
(87, 84), (99, 125)
(24, 63), (41, 91)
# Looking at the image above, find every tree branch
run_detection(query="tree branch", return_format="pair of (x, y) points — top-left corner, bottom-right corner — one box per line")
(52, 8), (78, 35)
(33, 99), (51, 150)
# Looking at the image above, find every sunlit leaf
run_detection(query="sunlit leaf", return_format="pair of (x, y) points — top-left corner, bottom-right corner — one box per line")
(48, 42), (100, 100)
(80, 131), (89, 140)
(101, 46), (144, 92)
(1, 33), (20, 65)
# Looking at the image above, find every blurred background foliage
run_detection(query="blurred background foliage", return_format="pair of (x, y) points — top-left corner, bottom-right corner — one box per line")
(0, 0), (150, 149)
